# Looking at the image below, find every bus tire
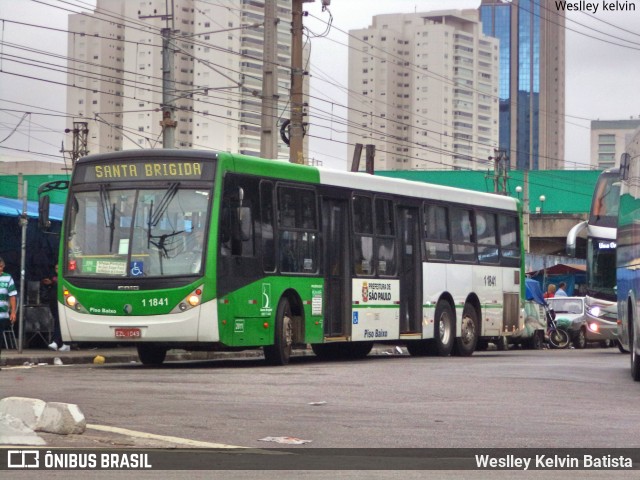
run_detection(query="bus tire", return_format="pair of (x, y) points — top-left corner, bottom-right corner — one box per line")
(433, 300), (454, 356)
(453, 304), (478, 356)
(264, 298), (293, 366)
(137, 344), (167, 366)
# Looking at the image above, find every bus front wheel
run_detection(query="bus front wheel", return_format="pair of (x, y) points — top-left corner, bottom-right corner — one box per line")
(137, 344), (167, 366)
(264, 298), (293, 366)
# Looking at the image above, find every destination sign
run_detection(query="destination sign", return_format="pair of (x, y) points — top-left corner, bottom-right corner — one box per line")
(75, 159), (214, 183)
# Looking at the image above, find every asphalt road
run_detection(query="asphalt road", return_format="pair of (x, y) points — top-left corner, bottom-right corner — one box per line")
(3, 347), (640, 479)
(3, 346), (639, 447)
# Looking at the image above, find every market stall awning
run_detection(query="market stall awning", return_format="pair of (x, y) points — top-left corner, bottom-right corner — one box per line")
(0, 196), (64, 221)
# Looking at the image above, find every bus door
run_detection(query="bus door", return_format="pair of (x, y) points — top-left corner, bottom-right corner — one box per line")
(322, 198), (350, 338)
(398, 206), (421, 334)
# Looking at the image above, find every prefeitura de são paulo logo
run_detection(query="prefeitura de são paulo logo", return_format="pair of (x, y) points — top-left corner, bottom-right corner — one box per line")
(361, 281), (369, 303)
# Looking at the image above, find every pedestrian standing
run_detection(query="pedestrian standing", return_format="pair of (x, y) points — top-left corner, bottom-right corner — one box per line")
(42, 264), (69, 352)
(0, 257), (18, 369)
(556, 282), (568, 297)
(543, 284), (556, 299)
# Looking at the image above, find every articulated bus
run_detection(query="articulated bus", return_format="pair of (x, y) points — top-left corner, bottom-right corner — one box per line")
(39, 150), (536, 365)
(566, 169), (620, 347)
(617, 143), (640, 379)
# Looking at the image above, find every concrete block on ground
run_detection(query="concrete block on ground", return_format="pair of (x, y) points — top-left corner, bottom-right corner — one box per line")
(0, 397), (46, 430)
(0, 413), (46, 445)
(36, 402), (87, 435)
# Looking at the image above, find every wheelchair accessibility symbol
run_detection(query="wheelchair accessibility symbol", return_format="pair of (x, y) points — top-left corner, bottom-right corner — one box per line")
(130, 261), (144, 276)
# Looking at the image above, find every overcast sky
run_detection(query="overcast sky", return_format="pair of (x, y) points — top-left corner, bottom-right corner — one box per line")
(1, 0), (640, 171)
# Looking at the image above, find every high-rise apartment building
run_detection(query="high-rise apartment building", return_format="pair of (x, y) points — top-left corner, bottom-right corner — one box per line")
(66, 0), (296, 159)
(479, 0), (565, 170)
(347, 10), (499, 171)
(590, 119), (640, 170)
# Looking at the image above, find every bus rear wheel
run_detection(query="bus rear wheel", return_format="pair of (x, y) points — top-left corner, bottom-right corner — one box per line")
(137, 344), (167, 366)
(433, 300), (454, 356)
(264, 298), (293, 366)
(453, 304), (478, 356)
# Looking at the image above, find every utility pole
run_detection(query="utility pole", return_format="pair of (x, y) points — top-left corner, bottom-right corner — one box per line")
(17, 180), (27, 353)
(289, 0), (313, 164)
(491, 149), (508, 194)
(365, 144), (375, 175)
(140, 4), (175, 148)
(350, 143), (363, 172)
(61, 122), (89, 166)
(260, 0), (279, 159)
(160, 27), (177, 148)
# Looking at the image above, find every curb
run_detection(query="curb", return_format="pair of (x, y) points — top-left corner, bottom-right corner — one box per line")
(1, 346), (404, 367)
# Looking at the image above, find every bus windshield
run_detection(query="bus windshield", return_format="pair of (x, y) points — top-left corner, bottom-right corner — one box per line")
(587, 236), (617, 299)
(66, 186), (210, 277)
(589, 171), (620, 228)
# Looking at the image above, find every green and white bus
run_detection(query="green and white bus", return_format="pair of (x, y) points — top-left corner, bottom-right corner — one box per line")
(39, 149), (530, 365)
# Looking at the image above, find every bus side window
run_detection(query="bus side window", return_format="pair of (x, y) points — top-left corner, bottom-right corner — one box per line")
(451, 207), (476, 262)
(220, 175), (256, 258)
(277, 186), (319, 274)
(220, 205), (231, 255)
(352, 195), (374, 275)
(476, 211), (499, 264)
(260, 182), (276, 272)
(498, 214), (521, 266)
(424, 204), (451, 261)
(375, 197), (396, 276)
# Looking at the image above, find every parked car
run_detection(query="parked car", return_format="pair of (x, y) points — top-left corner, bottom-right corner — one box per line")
(582, 295), (619, 348)
(547, 297), (588, 349)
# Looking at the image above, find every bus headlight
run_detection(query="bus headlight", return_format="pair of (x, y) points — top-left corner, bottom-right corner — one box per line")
(187, 294), (200, 307)
(66, 295), (77, 308)
(170, 285), (203, 314)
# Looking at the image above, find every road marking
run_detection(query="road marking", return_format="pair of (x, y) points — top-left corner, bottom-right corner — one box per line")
(87, 424), (246, 448)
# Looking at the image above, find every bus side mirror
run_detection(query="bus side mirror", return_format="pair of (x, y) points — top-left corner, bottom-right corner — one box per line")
(39, 195), (51, 230)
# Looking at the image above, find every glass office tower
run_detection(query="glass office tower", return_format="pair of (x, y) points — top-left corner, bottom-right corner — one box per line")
(480, 0), (565, 170)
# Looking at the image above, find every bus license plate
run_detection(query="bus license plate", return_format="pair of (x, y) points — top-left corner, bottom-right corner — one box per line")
(114, 328), (141, 339)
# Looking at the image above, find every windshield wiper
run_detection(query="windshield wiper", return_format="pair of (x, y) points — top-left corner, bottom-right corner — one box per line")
(99, 184), (117, 252)
(146, 182), (180, 250)
(150, 182), (180, 227)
